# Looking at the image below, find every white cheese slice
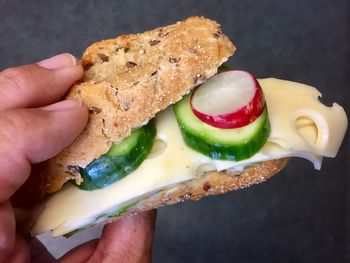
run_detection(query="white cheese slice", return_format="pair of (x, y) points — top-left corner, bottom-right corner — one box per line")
(31, 78), (347, 236)
(259, 78), (347, 156)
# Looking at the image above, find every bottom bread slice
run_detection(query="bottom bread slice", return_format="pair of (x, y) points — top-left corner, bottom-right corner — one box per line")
(98, 158), (289, 226)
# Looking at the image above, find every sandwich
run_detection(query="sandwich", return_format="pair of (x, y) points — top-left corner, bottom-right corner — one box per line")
(12, 16), (348, 237)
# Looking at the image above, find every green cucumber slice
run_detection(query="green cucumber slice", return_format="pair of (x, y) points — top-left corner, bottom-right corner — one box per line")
(77, 121), (156, 191)
(63, 227), (87, 238)
(173, 94), (270, 161)
(218, 64), (232, 72)
(96, 201), (138, 221)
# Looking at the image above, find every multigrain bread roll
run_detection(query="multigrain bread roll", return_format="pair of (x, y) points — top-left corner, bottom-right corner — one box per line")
(14, 17), (292, 235)
(23, 16), (236, 198)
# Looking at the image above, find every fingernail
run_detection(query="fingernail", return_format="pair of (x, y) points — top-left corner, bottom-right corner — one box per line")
(42, 99), (83, 111)
(37, 53), (78, 70)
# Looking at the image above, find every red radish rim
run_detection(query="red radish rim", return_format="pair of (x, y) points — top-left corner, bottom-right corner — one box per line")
(190, 70), (265, 129)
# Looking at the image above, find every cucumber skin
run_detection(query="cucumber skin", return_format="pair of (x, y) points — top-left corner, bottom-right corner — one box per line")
(77, 121), (156, 191)
(63, 227), (86, 238)
(218, 64), (232, 73)
(174, 100), (270, 161)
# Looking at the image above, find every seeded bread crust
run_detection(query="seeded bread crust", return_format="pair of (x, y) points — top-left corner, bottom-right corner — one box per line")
(99, 158), (289, 226)
(26, 16), (235, 196)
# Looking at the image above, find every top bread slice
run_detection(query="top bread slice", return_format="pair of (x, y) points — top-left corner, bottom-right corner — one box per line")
(16, 16), (235, 201)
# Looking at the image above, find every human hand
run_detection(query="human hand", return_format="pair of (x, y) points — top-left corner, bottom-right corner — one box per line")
(0, 53), (156, 263)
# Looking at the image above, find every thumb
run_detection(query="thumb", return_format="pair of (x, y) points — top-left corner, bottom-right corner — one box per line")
(0, 99), (88, 202)
(59, 211), (157, 263)
(92, 211), (157, 263)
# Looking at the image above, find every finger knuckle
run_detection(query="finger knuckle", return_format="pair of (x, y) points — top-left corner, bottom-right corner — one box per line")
(0, 114), (14, 143)
(0, 116), (16, 154)
(0, 113), (26, 148)
(0, 67), (28, 94)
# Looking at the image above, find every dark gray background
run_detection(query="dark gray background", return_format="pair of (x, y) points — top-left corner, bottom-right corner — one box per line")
(1, 0), (349, 262)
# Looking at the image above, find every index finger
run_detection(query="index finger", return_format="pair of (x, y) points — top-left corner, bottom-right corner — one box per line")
(0, 53), (83, 111)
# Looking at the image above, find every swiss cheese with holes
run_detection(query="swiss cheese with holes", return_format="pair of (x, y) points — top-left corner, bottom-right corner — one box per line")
(31, 78), (347, 236)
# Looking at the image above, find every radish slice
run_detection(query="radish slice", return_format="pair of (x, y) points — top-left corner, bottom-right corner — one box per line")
(190, 70), (265, 129)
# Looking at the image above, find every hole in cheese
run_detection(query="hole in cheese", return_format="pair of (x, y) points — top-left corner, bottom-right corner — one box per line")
(295, 116), (319, 146)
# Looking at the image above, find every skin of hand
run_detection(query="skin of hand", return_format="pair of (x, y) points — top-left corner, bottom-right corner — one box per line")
(0, 53), (157, 263)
